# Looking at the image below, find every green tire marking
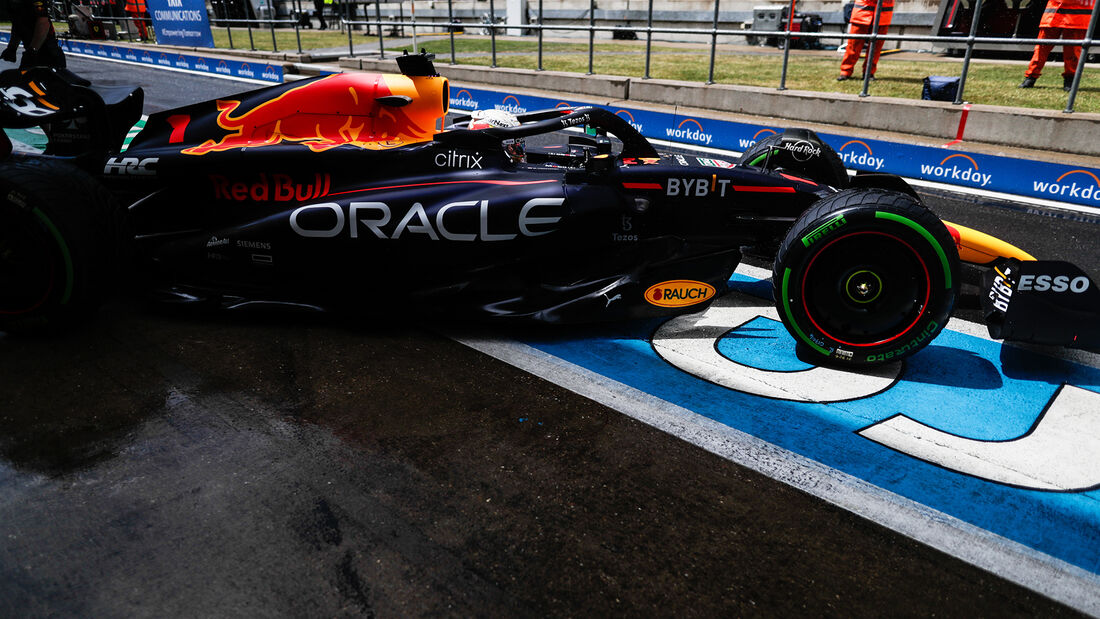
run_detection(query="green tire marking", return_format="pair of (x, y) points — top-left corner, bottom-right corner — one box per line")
(875, 211), (952, 289)
(747, 148), (780, 167)
(781, 267), (831, 356)
(800, 213), (847, 247)
(31, 208), (73, 305)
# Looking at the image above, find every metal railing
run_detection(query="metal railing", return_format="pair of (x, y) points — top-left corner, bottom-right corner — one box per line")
(336, 0), (1098, 114)
(210, 17), (304, 54)
(59, 0), (1098, 113)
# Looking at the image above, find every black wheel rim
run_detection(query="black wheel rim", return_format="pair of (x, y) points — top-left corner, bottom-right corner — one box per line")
(801, 230), (931, 347)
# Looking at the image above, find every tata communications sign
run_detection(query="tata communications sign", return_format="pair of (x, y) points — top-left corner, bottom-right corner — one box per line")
(146, 0), (215, 48)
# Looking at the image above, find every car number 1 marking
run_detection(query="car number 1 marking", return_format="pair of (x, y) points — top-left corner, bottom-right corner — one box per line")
(860, 385), (1100, 492)
(652, 292), (900, 402)
(650, 282), (1100, 491)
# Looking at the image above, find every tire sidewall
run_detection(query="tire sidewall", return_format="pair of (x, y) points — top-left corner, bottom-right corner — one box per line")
(0, 157), (110, 328)
(774, 189), (959, 366)
(0, 190), (75, 320)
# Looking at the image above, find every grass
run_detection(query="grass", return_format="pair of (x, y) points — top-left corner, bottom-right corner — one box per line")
(390, 37), (1098, 113)
(27, 20), (1098, 114)
(207, 28), (679, 54)
(209, 26), (336, 51)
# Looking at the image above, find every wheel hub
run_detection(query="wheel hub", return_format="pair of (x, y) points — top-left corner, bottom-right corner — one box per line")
(844, 269), (883, 304)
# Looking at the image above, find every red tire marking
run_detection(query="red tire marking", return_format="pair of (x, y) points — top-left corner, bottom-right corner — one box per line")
(800, 230), (931, 347)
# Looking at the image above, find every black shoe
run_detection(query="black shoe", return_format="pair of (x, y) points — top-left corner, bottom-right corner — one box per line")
(1019, 76), (1036, 88)
(837, 74), (850, 81)
(1064, 74), (1074, 91)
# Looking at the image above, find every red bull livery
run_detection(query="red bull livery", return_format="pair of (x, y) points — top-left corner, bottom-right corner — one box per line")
(0, 52), (1096, 366)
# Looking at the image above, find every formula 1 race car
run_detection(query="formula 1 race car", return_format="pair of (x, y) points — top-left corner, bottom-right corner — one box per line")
(0, 53), (1096, 366)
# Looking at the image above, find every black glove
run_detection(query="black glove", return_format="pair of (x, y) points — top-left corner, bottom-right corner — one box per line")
(0, 47), (16, 63)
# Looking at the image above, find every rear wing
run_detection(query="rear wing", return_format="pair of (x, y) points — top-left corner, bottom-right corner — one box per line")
(0, 67), (143, 161)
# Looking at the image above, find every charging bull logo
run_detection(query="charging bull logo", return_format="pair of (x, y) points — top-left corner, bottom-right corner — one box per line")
(182, 73), (447, 155)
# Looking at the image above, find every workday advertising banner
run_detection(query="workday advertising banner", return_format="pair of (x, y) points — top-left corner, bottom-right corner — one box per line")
(54, 40), (283, 83)
(145, 0), (215, 48)
(449, 86), (1100, 210)
(827, 136), (1100, 209)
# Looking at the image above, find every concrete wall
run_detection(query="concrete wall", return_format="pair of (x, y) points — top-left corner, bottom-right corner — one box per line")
(323, 0), (941, 45)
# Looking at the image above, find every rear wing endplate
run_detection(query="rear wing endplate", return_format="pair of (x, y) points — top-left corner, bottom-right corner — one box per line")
(0, 67), (142, 159)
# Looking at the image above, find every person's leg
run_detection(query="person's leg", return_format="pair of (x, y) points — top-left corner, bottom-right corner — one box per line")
(1062, 28), (1084, 75)
(865, 25), (888, 76)
(839, 24), (867, 78)
(1024, 27), (1056, 80)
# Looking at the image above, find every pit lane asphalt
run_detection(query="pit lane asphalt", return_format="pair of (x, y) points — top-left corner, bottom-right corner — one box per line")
(0, 57), (1093, 616)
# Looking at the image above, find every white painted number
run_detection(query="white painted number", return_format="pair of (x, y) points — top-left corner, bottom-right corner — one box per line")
(653, 288), (1100, 491)
(859, 385), (1100, 492)
(653, 291), (901, 402)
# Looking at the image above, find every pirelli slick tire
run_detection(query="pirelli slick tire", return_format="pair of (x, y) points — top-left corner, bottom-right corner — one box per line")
(772, 189), (960, 366)
(0, 156), (121, 330)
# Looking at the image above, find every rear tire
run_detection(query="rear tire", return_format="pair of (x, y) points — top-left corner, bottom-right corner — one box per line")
(772, 189), (959, 366)
(0, 156), (122, 329)
(740, 128), (849, 188)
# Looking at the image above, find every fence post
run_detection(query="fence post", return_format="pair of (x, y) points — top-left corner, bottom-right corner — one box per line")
(346, 0), (353, 57)
(294, 13), (302, 53)
(270, 19), (278, 52)
(226, 21), (234, 49)
(644, 0), (653, 79)
(859, 0), (885, 97)
(448, 0), (456, 64)
(952, 0), (984, 104)
(1064, 0), (1100, 112)
(706, 0), (720, 84)
(537, 0), (544, 70)
(490, 0), (498, 67)
(587, 0), (595, 74)
(376, 1), (385, 59)
(778, 0), (796, 89)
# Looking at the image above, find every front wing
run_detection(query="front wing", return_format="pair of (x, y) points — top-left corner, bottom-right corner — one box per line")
(981, 259), (1100, 349)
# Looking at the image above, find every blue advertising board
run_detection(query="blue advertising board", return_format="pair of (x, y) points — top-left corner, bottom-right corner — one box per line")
(50, 39), (283, 83)
(145, 0), (215, 48)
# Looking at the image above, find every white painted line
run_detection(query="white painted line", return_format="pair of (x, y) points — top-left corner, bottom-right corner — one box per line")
(860, 385), (1100, 492)
(906, 177), (1100, 218)
(652, 290), (903, 402)
(451, 333), (1100, 617)
(453, 264), (1100, 608)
